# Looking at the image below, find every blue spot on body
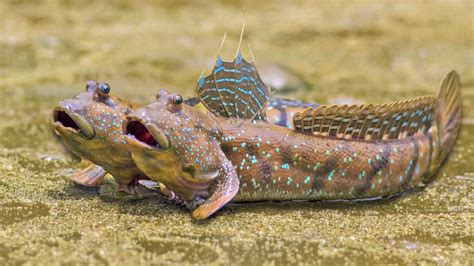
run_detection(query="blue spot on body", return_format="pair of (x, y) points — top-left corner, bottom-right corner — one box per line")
(327, 170), (335, 181)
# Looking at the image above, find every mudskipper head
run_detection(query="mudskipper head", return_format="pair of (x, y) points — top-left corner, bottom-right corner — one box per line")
(52, 81), (139, 186)
(52, 81), (113, 142)
(123, 89), (222, 201)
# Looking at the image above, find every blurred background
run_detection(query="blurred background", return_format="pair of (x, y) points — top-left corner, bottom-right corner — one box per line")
(0, 0), (472, 264)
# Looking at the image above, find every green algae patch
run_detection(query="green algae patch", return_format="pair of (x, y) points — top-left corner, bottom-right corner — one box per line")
(0, 0), (473, 264)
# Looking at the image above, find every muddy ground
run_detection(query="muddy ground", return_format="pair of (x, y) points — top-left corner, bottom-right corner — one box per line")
(0, 0), (472, 264)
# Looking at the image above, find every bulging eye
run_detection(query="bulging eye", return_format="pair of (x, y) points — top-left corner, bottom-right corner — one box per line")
(100, 83), (111, 95)
(173, 95), (183, 105)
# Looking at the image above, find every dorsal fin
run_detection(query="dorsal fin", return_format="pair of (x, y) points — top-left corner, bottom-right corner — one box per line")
(197, 21), (270, 121)
(197, 52), (270, 121)
(293, 96), (437, 140)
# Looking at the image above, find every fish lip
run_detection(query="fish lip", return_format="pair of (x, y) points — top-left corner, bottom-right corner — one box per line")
(52, 107), (95, 139)
(123, 114), (170, 150)
(124, 134), (155, 152)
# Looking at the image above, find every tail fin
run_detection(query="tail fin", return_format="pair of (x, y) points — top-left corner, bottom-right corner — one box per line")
(435, 70), (462, 162)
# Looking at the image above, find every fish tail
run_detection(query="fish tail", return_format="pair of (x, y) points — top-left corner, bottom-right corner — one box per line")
(434, 70), (462, 164)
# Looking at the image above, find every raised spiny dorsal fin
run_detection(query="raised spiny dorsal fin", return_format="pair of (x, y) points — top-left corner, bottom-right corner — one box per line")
(293, 96), (437, 140)
(196, 54), (270, 121)
(196, 21), (270, 121)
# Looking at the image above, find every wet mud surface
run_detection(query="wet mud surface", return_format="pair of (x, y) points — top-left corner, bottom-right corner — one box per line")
(0, 0), (472, 264)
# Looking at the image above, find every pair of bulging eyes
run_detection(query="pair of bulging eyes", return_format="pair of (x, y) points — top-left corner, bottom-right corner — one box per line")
(87, 81), (184, 106)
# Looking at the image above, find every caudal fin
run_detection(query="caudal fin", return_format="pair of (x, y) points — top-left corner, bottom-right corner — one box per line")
(436, 70), (462, 162)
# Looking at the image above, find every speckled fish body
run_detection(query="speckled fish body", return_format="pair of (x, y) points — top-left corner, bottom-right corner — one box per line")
(220, 71), (461, 202)
(124, 71), (461, 219)
(220, 72), (461, 202)
(218, 118), (433, 201)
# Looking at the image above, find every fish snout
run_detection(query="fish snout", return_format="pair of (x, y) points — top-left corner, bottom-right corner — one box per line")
(52, 100), (95, 139)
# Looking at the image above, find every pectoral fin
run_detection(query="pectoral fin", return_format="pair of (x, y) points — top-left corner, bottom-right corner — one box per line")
(70, 164), (106, 186)
(192, 159), (239, 220)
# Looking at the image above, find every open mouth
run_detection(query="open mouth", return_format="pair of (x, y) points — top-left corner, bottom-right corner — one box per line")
(125, 120), (159, 147)
(52, 108), (95, 139)
(124, 116), (169, 150)
(53, 110), (80, 131)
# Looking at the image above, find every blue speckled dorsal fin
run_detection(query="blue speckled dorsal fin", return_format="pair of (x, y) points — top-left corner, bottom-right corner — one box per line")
(293, 96), (437, 140)
(196, 51), (271, 121)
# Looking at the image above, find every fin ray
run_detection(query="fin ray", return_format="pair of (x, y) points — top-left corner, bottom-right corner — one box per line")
(293, 96), (438, 140)
(435, 70), (462, 162)
(69, 164), (106, 187)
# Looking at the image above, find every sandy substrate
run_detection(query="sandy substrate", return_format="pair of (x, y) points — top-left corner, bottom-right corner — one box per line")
(0, 1), (472, 264)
